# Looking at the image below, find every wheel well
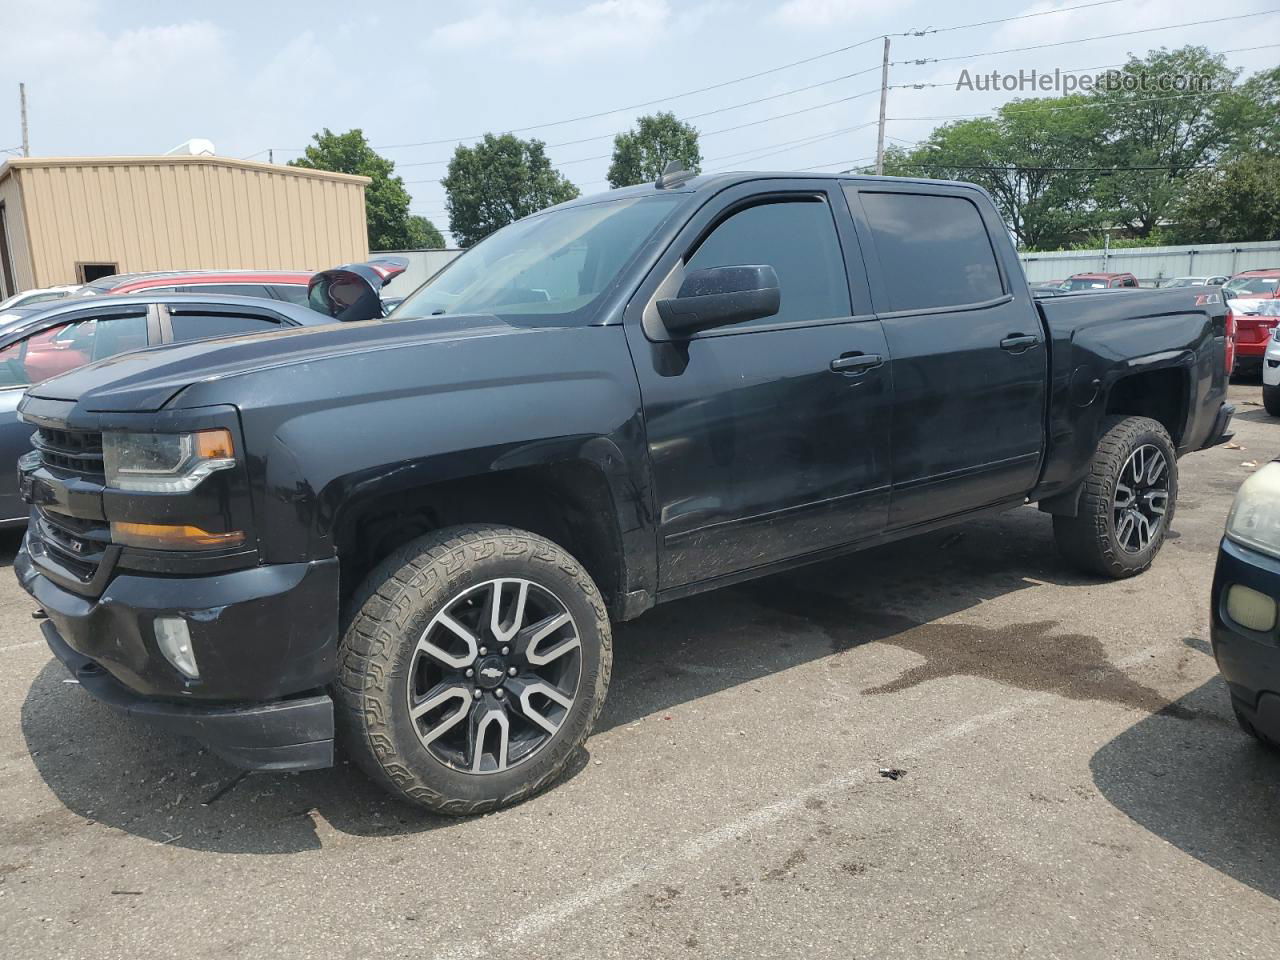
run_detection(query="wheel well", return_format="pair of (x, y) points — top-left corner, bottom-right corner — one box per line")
(334, 462), (624, 615)
(1104, 369), (1187, 446)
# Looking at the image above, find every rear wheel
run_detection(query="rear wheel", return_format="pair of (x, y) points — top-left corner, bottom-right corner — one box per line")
(1053, 416), (1177, 578)
(335, 524), (611, 815)
(1263, 384), (1280, 417)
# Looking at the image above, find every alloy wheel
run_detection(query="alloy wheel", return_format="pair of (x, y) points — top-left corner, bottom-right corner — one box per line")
(405, 578), (582, 774)
(1112, 443), (1170, 553)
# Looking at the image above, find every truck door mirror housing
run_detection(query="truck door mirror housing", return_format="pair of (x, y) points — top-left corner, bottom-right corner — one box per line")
(656, 264), (781, 336)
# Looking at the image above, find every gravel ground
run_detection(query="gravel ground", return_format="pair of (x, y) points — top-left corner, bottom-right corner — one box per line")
(2, 382), (1278, 959)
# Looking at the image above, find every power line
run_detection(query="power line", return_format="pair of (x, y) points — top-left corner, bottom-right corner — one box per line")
(891, 40), (1280, 90)
(366, 0), (1141, 152)
(892, 9), (1279, 68)
(886, 88), (1236, 124)
(890, 162), (1216, 172)
(398, 8), (1279, 181)
(396, 65), (884, 169)
(403, 89), (884, 184)
(243, 3), (1263, 166)
(894, 0), (1128, 36)
(375, 40), (886, 151)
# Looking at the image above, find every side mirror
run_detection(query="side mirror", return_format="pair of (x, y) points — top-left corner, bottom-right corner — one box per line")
(656, 264), (780, 337)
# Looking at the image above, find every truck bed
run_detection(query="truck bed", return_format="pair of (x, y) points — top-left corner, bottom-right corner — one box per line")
(1031, 287), (1229, 500)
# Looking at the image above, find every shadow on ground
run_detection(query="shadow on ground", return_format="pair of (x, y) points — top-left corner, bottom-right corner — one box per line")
(14, 506), (1202, 855)
(1092, 662), (1280, 900)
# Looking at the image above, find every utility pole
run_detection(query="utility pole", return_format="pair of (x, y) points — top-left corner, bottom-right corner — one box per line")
(268, 148), (274, 164)
(874, 37), (889, 175)
(19, 83), (29, 157)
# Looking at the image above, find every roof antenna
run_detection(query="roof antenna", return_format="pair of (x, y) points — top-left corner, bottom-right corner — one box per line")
(655, 160), (695, 190)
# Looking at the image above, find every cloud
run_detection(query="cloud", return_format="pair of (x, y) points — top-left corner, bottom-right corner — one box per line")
(771, 0), (902, 27)
(431, 0), (671, 63)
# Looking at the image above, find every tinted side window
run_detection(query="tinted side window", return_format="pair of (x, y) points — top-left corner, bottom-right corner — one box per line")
(0, 311), (147, 388)
(178, 284), (275, 299)
(855, 191), (1003, 312)
(685, 199), (850, 328)
(269, 284), (310, 305)
(168, 311), (281, 342)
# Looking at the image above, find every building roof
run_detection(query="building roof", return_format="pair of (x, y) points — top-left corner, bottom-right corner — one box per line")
(0, 154), (371, 186)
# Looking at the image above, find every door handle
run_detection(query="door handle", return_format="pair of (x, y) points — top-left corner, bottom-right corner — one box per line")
(999, 334), (1040, 352)
(830, 353), (884, 374)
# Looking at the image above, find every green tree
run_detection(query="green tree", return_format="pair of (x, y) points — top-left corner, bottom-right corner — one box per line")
(1167, 153), (1280, 243)
(881, 96), (1104, 249)
(289, 128), (442, 251)
(405, 215), (446, 249)
(607, 112), (702, 188)
(441, 134), (579, 247)
(1234, 65), (1280, 151)
(1091, 46), (1245, 237)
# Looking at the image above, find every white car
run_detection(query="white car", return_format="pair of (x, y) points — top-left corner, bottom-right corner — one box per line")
(0, 284), (80, 310)
(1164, 275), (1229, 288)
(1262, 313), (1280, 416)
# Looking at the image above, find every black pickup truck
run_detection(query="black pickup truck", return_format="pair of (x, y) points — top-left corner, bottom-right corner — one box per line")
(14, 172), (1233, 814)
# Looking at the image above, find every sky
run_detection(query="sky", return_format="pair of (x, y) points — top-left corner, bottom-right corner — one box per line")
(1, 0), (1277, 245)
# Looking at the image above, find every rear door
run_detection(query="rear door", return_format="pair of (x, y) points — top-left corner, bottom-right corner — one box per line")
(845, 183), (1047, 529)
(623, 179), (892, 590)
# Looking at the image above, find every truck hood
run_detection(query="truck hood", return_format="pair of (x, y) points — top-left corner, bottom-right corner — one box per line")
(25, 313), (520, 412)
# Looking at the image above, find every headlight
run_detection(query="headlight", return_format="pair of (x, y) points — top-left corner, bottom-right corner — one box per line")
(102, 429), (236, 493)
(1225, 462), (1280, 559)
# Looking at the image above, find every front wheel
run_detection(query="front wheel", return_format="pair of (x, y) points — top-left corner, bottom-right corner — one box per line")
(1263, 384), (1280, 417)
(334, 525), (612, 815)
(1053, 415), (1178, 578)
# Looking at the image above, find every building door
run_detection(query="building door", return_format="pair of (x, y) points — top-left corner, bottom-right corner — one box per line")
(0, 203), (15, 299)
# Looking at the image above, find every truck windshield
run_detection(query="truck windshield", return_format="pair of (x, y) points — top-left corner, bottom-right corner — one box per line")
(391, 195), (681, 324)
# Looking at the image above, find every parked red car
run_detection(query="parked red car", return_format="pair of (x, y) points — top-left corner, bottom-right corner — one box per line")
(1059, 272), (1140, 290)
(1225, 269), (1280, 301)
(77, 270), (313, 304)
(1226, 271), (1280, 374)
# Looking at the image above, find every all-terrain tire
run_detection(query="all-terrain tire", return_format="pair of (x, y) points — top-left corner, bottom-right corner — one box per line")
(1263, 384), (1280, 417)
(334, 524), (612, 815)
(1053, 415), (1178, 579)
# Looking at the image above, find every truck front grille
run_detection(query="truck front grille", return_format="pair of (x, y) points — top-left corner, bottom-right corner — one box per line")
(32, 427), (104, 479)
(34, 508), (111, 583)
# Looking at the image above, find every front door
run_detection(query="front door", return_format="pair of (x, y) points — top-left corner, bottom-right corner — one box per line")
(623, 181), (892, 591)
(846, 184), (1047, 529)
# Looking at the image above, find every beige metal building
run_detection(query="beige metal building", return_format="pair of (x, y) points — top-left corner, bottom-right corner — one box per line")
(0, 155), (371, 297)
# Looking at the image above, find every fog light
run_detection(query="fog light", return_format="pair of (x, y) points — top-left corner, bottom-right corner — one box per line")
(154, 617), (199, 679)
(1227, 584), (1277, 633)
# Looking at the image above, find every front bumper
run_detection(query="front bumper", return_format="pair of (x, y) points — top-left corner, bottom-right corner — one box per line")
(1211, 537), (1280, 742)
(16, 539), (340, 771)
(42, 620), (333, 771)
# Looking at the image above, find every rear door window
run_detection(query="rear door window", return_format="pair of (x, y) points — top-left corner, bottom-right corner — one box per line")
(166, 308), (284, 342)
(854, 190), (1004, 312)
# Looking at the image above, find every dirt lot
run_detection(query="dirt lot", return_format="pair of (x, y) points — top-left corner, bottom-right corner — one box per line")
(2, 383), (1279, 959)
